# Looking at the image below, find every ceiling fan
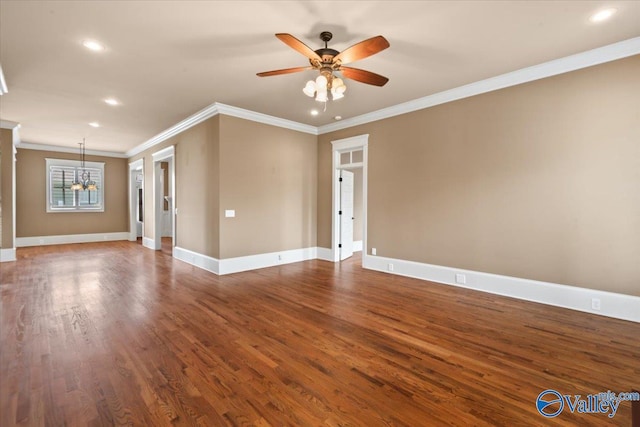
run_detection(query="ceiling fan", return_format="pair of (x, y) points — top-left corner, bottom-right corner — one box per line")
(257, 31), (390, 102)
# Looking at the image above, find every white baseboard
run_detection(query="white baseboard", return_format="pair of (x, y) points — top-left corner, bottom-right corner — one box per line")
(174, 246), (219, 274)
(142, 237), (155, 250)
(16, 232), (129, 247)
(353, 240), (363, 252)
(316, 247), (334, 262)
(173, 246), (319, 276)
(220, 247), (317, 275)
(363, 254), (640, 323)
(0, 247), (16, 262)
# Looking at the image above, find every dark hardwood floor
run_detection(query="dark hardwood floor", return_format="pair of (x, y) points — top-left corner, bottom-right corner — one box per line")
(1, 241), (638, 426)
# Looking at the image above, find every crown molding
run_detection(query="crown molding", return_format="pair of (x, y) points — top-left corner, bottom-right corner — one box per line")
(318, 36), (640, 135)
(1, 120), (21, 146)
(126, 103), (220, 158)
(0, 120), (20, 129)
(16, 141), (128, 158)
(216, 103), (318, 135)
(126, 102), (317, 159)
(7, 37), (638, 158)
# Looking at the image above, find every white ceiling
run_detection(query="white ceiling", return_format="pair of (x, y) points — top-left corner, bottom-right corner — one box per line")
(1, 1), (639, 154)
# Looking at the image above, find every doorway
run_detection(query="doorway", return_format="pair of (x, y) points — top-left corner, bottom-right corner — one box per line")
(331, 134), (368, 263)
(128, 159), (144, 243)
(339, 169), (355, 260)
(152, 146), (175, 254)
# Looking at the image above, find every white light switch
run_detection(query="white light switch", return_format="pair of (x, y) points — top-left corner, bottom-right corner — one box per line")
(225, 209), (235, 218)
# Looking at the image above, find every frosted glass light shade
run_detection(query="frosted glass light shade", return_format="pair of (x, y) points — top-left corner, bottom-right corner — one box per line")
(302, 80), (316, 97)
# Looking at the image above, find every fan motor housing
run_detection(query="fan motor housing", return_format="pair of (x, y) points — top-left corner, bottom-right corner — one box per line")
(314, 48), (339, 64)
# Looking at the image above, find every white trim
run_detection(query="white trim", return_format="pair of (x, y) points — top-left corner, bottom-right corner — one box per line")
(0, 248), (16, 262)
(0, 64), (8, 95)
(353, 240), (363, 252)
(363, 254), (640, 323)
(151, 145), (175, 161)
(220, 247), (317, 275)
(331, 135), (370, 151)
(126, 102), (317, 158)
(318, 36), (640, 135)
(16, 141), (127, 158)
(172, 246), (319, 276)
(316, 247), (334, 262)
(128, 159), (144, 241)
(126, 104), (220, 158)
(0, 120), (19, 129)
(8, 38), (637, 159)
(216, 103), (317, 135)
(331, 135), (369, 263)
(173, 246), (219, 274)
(12, 142), (17, 248)
(142, 237), (155, 249)
(16, 232), (129, 247)
(152, 146), (175, 251)
(129, 158), (143, 170)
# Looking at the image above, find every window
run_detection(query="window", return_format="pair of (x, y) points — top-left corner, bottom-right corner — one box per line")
(340, 149), (363, 167)
(46, 158), (105, 212)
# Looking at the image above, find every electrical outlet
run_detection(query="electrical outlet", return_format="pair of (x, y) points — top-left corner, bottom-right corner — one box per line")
(388, 263), (394, 271)
(591, 298), (601, 311)
(371, 248), (377, 255)
(455, 273), (466, 284)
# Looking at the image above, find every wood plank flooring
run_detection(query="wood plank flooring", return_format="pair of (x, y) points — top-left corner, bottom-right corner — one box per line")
(1, 241), (638, 426)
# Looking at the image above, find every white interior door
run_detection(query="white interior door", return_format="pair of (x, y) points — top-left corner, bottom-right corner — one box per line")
(340, 170), (354, 260)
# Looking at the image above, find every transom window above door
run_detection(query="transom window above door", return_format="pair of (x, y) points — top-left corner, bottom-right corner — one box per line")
(340, 149), (363, 167)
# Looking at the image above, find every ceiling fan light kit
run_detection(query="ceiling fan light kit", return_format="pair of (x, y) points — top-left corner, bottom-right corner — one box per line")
(303, 73), (345, 102)
(257, 30), (389, 106)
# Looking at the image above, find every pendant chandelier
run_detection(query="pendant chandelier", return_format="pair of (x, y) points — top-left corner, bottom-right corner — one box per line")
(70, 139), (97, 191)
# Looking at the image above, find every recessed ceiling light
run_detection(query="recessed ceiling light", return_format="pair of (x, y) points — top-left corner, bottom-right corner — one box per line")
(82, 39), (105, 51)
(334, 115), (342, 121)
(310, 109), (319, 116)
(589, 8), (617, 23)
(88, 122), (100, 128)
(104, 98), (119, 106)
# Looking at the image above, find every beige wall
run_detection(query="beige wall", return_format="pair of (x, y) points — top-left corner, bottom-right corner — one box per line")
(15, 148), (128, 237)
(0, 129), (15, 249)
(130, 116), (220, 258)
(174, 117), (219, 258)
(129, 114), (316, 260)
(219, 115), (317, 258)
(318, 55), (640, 297)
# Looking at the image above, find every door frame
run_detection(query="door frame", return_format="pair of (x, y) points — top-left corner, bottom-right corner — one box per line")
(128, 158), (144, 242)
(339, 169), (355, 260)
(152, 146), (175, 251)
(331, 134), (368, 263)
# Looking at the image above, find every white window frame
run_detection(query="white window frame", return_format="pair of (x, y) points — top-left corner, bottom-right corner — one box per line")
(46, 158), (105, 213)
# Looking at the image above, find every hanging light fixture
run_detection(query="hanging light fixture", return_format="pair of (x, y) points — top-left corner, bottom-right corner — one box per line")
(70, 139), (97, 191)
(302, 72), (346, 103)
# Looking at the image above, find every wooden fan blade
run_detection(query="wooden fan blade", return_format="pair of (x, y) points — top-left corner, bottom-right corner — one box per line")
(257, 66), (311, 77)
(340, 67), (389, 86)
(275, 33), (321, 61)
(334, 35), (389, 64)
